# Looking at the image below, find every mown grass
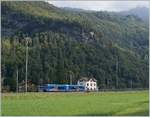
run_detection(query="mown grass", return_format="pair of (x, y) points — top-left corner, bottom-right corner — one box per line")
(2, 91), (149, 116)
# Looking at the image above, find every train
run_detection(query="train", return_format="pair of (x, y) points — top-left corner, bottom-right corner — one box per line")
(38, 84), (85, 92)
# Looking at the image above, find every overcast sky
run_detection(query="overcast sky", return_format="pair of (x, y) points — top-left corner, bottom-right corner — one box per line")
(48, 1), (149, 12)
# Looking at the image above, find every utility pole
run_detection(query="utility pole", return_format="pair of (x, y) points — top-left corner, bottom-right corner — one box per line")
(25, 37), (29, 92)
(70, 73), (72, 85)
(130, 78), (133, 89)
(107, 79), (109, 89)
(16, 68), (18, 93)
(116, 56), (119, 89)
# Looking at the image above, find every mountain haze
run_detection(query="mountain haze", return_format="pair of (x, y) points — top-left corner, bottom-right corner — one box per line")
(120, 7), (149, 23)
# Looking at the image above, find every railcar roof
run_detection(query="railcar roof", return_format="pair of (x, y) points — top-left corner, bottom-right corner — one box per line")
(43, 84), (84, 87)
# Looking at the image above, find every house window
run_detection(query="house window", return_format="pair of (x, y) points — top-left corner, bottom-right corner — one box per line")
(94, 83), (96, 86)
(87, 83), (89, 86)
(90, 83), (92, 86)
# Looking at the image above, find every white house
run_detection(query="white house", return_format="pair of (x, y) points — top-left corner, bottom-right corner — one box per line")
(77, 77), (98, 91)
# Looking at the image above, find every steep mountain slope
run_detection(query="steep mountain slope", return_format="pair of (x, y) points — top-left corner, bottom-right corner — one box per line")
(2, 1), (148, 54)
(1, 1), (149, 91)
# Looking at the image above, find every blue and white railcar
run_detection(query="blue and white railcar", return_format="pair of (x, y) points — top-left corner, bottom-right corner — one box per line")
(38, 84), (85, 92)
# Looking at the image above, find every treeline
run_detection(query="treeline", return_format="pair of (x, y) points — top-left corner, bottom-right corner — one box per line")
(2, 31), (148, 91)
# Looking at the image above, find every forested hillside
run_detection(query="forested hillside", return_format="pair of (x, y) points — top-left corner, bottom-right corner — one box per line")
(1, 1), (149, 91)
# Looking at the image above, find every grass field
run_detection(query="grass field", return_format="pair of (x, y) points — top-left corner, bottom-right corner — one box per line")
(2, 91), (149, 116)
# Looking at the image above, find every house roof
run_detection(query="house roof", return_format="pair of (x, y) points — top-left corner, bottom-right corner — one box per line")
(78, 77), (97, 82)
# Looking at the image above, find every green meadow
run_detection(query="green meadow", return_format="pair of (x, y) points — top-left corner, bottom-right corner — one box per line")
(2, 91), (149, 116)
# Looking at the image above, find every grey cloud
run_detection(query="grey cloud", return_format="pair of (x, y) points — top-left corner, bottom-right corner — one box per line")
(48, 1), (149, 11)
